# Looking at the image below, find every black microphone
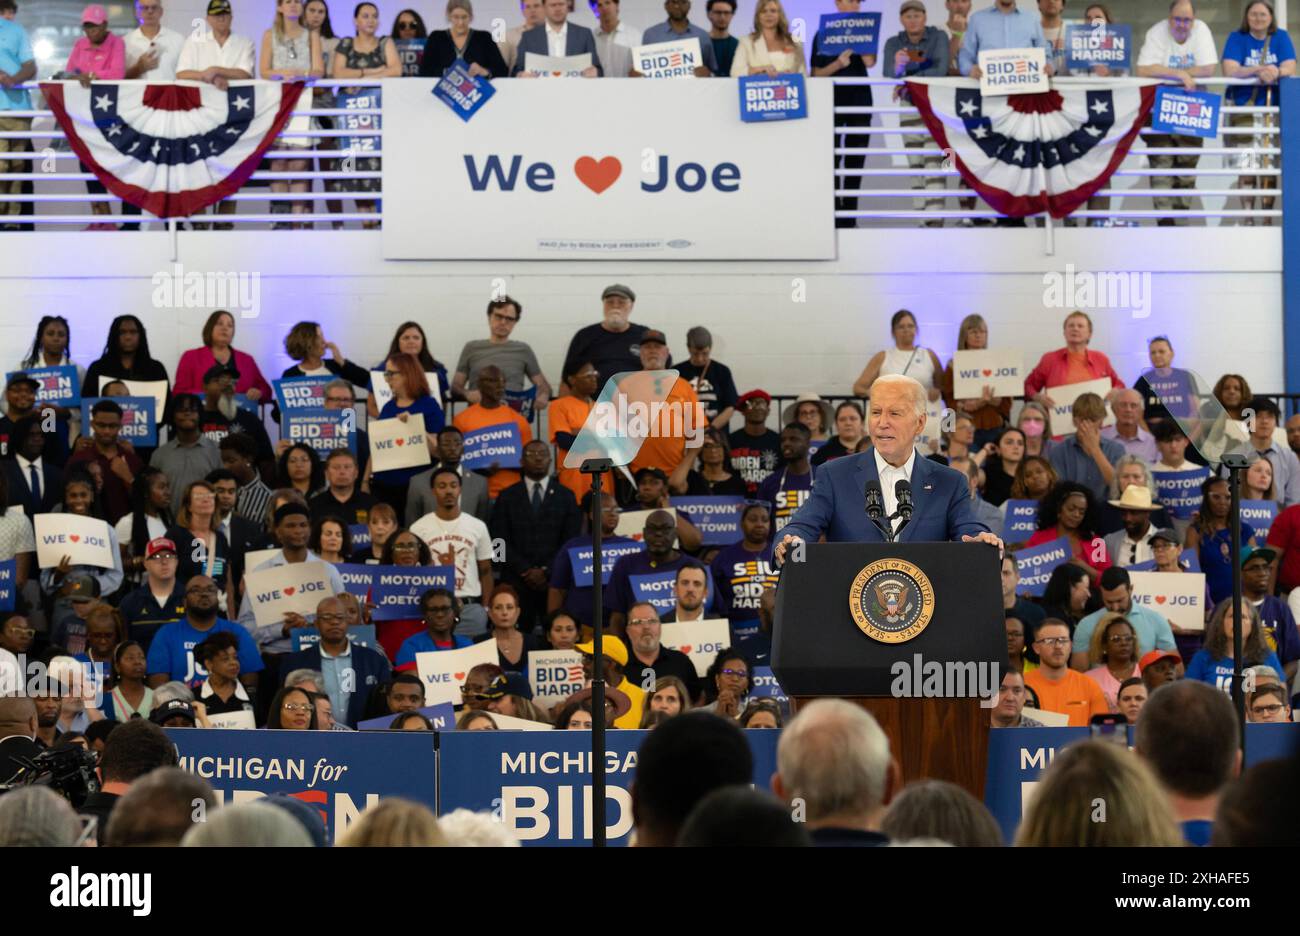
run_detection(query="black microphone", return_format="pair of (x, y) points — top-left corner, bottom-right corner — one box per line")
(865, 480), (885, 520)
(894, 479), (914, 522)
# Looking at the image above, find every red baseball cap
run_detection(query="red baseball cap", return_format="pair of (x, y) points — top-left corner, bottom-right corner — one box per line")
(145, 537), (178, 559)
(736, 389), (772, 407)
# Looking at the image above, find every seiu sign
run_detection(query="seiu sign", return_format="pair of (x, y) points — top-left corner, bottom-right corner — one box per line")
(463, 155), (740, 194)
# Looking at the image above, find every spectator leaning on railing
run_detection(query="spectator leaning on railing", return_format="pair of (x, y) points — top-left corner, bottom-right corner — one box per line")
(883, 1), (950, 226)
(1136, 0), (1218, 225)
(0, 0), (35, 232)
(958, 0), (1050, 79)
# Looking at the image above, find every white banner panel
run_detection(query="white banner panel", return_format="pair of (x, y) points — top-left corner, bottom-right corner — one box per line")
(382, 79), (834, 259)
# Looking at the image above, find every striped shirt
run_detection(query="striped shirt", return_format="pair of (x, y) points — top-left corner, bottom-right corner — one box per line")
(236, 478), (275, 526)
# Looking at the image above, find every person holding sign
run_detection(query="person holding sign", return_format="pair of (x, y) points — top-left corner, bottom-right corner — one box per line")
(16, 318), (84, 431)
(84, 316), (171, 408)
(452, 365), (531, 501)
(711, 502), (777, 637)
(510, 0), (602, 76)
(548, 491), (637, 632)
(1025, 481), (1110, 584)
(393, 588), (473, 671)
(2, 376), (69, 468)
(941, 315), (1012, 448)
(957, 0), (1051, 78)
(1024, 311), (1124, 406)
(419, 0), (509, 78)
(38, 473), (123, 605)
(638, 0), (718, 76)
(732, 0), (804, 76)
(371, 353), (444, 516)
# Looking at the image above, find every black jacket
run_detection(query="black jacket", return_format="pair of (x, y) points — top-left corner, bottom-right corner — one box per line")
(419, 30), (509, 79)
(4, 458), (62, 518)
(489, 478), (581, 580)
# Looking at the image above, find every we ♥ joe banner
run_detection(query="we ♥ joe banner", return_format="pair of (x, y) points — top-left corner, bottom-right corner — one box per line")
(243, 560), (336, 627)
(382, 80), (833, 259)
(34, 514), (114, 569)
(415, 640), (499, 707)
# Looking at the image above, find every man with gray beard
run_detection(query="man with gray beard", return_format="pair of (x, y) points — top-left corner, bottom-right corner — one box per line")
(621, 601), (701, 701)
(200, 365), (274, 464)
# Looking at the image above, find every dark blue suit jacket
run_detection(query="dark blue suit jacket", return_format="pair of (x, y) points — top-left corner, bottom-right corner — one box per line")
(783, 448), (989, 546)
(283, 643), (391, 729)
(510, 21), (603, 76)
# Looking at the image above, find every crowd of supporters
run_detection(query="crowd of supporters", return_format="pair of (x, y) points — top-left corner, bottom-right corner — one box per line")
(0, 0), (1290, 228)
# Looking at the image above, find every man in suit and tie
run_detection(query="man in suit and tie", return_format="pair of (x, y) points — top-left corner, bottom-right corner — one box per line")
(775, 374), (1003, 562)
(5, 415), (62, 519)
(490, 440), (581, 631)
(406, 427), (491, 527)
(511, 0), (603, 76)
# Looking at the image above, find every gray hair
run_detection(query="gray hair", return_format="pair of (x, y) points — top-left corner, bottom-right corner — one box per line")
(181, 801), (313, 847)
(776, 699), (892, 823)
(1108, 454), (1158, 500)
(446, 0), (473, 16)
(152, 681), (195, 709)
(686, 326), (713, 351)
(323, 378), (354, 401)
(105, 767), (220, 847)
(437, 808), (522, 846)
(0, 786), (82, 846)
(870, 373), (928, 420)
(284, 669), (325, 691)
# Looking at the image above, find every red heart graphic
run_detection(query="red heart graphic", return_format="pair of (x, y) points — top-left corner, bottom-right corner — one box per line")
(395, 438), (405, 446)
(69, 535), (80, 543)
(454, 671), (466, 680)
(1155, 595), (1167, 604)
(551, 70), (562, 76)
(574, 156), (621, 194)
(284, 586), (296, 596)
(982, 369), (992, 377)
(679, 645), (692, 654)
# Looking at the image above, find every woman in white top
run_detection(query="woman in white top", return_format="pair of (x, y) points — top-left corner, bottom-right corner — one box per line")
(730, 0), (806, 76)
(852, 309), (944, 402)
(261, 0), (325, 229)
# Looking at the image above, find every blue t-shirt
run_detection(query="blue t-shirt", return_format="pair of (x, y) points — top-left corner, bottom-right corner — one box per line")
(1184, 647), (1284, 693)
(374, 396), (445, 487)
(1199, 523), (1256, 605)
(1182, 819), (1214, 847)
(144, 618), (265, 688)
(710, 542), (778, 638)
(1222, 29), (1296, 105)
(1254, 594), (1300, 665)
(394, 630), (472, 668)
(548, 534), (641, 628)
(756, 468), (814, 535)
(604, 551), (704, 615)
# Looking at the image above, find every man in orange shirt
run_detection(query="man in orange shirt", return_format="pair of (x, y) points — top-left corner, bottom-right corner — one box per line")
(549, 358), (612, 505)
(452, 365), (533, 501)
(628, 329), (703, 478)
(1024, 618), (1108, 727)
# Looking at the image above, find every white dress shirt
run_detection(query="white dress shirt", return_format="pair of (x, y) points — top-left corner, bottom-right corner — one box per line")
(14, 453), (41, 500)
(124, 26), (186, 80)
(875, 448), (917, 534)
(525, 477), (547, 505)
(546, 21), (569, 58)
(176, 31), (257, 76)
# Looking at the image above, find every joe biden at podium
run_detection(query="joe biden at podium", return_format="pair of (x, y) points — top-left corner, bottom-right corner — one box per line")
(774, 374), (1004, 563)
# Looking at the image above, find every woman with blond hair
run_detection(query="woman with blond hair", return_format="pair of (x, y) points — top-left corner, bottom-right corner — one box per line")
(337, 798), (446, 846)
(1016, 740), (1183, 846)
(260, 0), (325, 228)
(730, 0), (805, 76)
(941, 314), (1011, 449)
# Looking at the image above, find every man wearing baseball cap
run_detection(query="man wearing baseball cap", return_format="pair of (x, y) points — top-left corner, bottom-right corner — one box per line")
(882, 0), (950, 223)
(729, 389), (781, 496)
(1240, 545), (1300, 680)
(562, 284), (656, 390)
(66, 6), (125, 82)
(574, 634), (644, 729)
(176, 0), (254, 88)
(1139, 649), (1181, 692)
(119, 538), (186, 650)
(628, 329), (703, 481)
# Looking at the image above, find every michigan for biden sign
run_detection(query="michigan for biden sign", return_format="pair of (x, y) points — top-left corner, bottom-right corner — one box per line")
(978, 48), (1050, 95)
(1151, 87), (1221, 138)
(738, 73), (807, 122)
(382, 79), (833, 259)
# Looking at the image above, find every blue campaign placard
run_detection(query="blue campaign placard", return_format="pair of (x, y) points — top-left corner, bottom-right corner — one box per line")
(461, 422), (523, 470)
(273, 376), (334, 414)
(348, 524), (371, 552)
(1152, 467), (1211, 521)
(749, 665), (791, 716)
(568, 540), (646, 588)
(433, 62), (497, 122)
(1014, 536), (1070, 597)
(817, 12), (881, 56)
(1151, 86), (1222, 139)
(357, 702), (455, 731)
(234, 393), (258, 415)
(436, 728), (779, 846)
(672, 496), (746, 546)
(1129, 548), (1201, 573)
(505, 385), (537, 423)
(11, 365), (80, 406)
(167, 727), (438, 843)
(1064, 22), (1131, 71)
(395, 37), (425, 76)
(371, 566), (455, 621)
(738, 73), (808, 123)
(0, 558), (14, 612)
(290, 624), (378, 653)
(630, 567), (714, 615)
(80, 396), (156, 447)
(1241, 499), (1280, 542)
(336, 87), (381, 155)
(1002, 499), (1040, 542)
(283, 407), (356, 456)
(334, 562), (375, 599)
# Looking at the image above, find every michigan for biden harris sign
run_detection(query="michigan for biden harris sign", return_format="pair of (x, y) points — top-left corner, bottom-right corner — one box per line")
(382, 79), (833, 259)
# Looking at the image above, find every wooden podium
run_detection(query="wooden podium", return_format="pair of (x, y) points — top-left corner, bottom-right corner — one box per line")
(773, 543), (1002, 799)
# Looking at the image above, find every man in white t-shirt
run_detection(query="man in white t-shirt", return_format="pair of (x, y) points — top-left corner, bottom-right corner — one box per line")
(1136, 0), (1218, 222)
(410, 467), (495, 638)
(175, 0), (255, 89)
(124, 0), (184, 79)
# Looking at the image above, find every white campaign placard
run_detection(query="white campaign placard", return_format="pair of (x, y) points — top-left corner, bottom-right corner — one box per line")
(120, 379), (169, 423)
(978, 47), (1050, 96)
(523, 52), (591, 76)
(1045, 377), (1114, 435)
(1128, 571), (1207, 633)
(659, 618), (731, 677)
(632, 38), (703, 78)
(243, 548), (281, 574)
(243, 560), (336, 627)
(415, 640), (500, 707)
(382, 79), (834, 260)
(481, 712), (554, 731)
(952, 350), (1025, 399)
(34, 514), (114, 569)
(1022, 705), (1068, 727)
(370, 370), (442, 411)
(369, 416), (432, 472)
(615, 509), (657, 541)
(528, 648), (585, 705)
(206, 709), (257, 729)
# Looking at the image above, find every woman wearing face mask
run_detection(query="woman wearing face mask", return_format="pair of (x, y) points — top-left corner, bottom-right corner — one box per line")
(1016, 402), (1055, 459)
